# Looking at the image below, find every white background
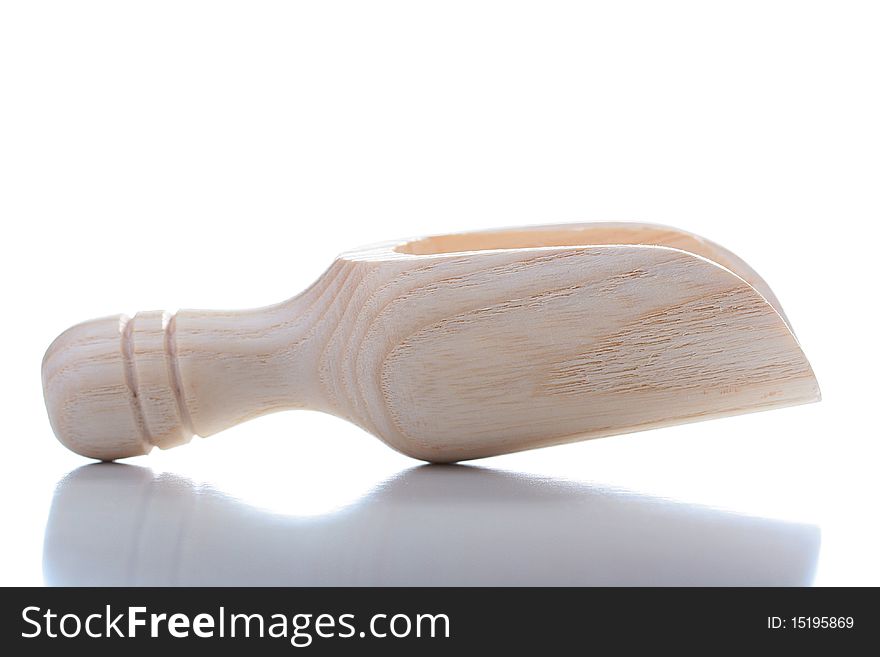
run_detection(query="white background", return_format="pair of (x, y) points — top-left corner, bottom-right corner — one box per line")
(1, 1), (877, 585)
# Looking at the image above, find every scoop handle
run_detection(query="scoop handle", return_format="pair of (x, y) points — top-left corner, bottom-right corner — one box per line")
(42, 300), (322, 461)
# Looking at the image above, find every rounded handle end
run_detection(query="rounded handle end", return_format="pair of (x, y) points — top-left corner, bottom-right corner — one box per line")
(42, 312), (193, 461)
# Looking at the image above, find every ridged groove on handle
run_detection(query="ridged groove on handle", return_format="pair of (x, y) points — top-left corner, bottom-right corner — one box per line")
(42, 311), (195, 460)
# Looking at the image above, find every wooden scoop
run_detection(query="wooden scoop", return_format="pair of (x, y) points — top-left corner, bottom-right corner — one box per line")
(42, 223), (820, 462)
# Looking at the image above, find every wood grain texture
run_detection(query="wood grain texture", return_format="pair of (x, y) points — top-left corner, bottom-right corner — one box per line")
(42, 223), (819, 462)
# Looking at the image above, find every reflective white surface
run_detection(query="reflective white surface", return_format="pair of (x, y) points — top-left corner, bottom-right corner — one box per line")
(9, 400), (871, 587)
(44, 463), (819, 586)
(0, 396), (874, 586)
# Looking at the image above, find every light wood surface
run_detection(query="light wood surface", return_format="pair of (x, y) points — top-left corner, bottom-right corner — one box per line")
(42, 223), (819, 462)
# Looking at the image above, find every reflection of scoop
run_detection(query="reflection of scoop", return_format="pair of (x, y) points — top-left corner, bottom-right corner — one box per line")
(44, 463), (820, 586)
(42, 222), (819, 462)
